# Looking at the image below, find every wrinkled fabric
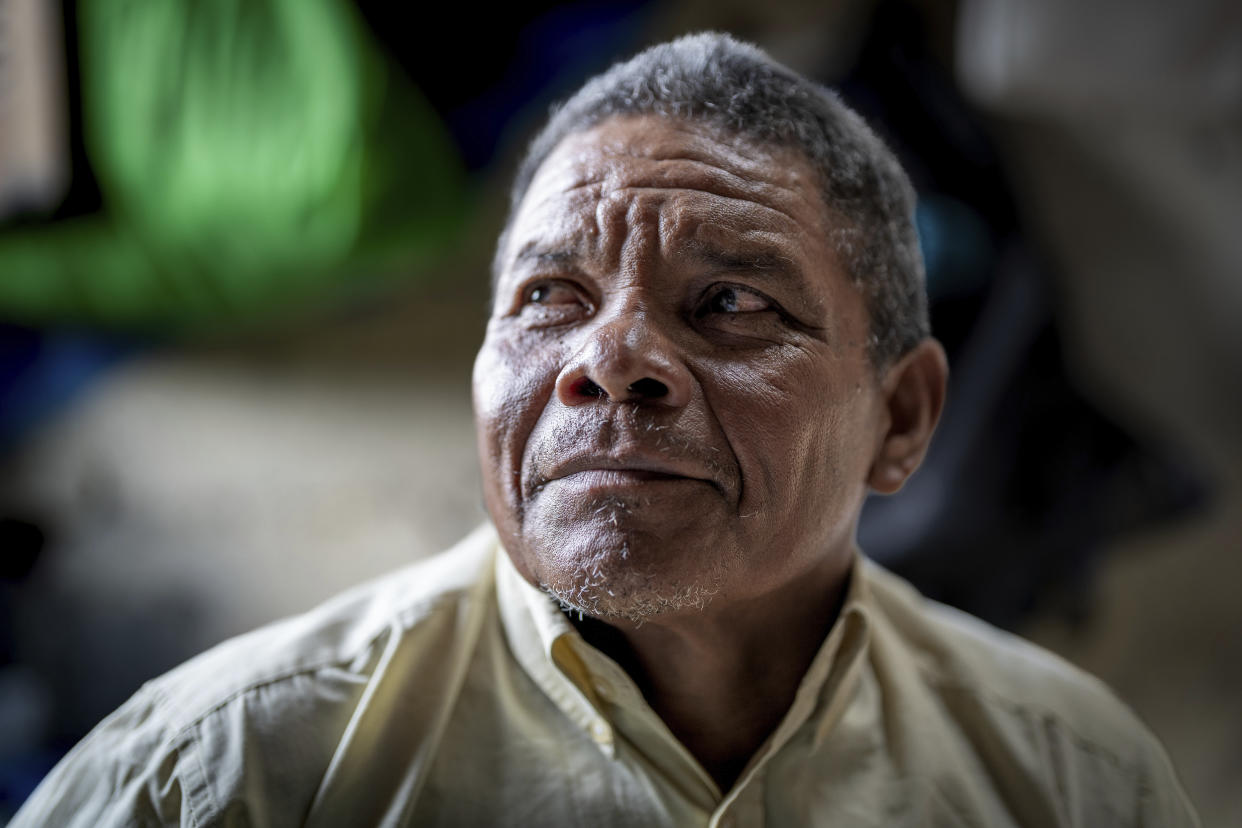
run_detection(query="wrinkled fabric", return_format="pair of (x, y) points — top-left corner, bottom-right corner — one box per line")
(12, 524), (1198, 827)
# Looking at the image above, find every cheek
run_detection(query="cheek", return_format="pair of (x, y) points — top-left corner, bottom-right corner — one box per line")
(707, 347), (871, 513)
(473, 328), (564, 498)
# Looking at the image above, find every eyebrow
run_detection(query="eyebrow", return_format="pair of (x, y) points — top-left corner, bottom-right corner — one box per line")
(509, 242), (584, 270)
(681, 240), (801, 279)
(507, 239), (805, 289)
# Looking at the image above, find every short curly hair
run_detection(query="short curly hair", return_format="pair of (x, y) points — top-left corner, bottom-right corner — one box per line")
(495, 32), (929, 367)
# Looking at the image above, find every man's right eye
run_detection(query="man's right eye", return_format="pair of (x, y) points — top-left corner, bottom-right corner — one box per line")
(514, 279), (592, 324)
(525, 281), (582, 306)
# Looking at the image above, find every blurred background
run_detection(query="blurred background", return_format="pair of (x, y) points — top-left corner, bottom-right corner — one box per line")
(1, 0), (1239, 822)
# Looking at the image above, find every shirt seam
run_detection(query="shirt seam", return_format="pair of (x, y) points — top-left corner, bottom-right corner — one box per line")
(132, 592), (464, 825)
(184, 732), (213, 828)
(148, 592), (460, 742)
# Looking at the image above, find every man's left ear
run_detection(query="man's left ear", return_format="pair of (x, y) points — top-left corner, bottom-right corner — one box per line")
(867, 338), (948, 494)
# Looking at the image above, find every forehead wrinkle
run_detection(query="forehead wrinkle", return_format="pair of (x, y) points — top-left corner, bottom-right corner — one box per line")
(568, 119), (804, 186)
(536, 182), (804, 259)
(520, 157), (817, 249)
(616, 195), (663, 285)
(615, 185), (803, 231)
(511, 191), (815, 293)
(646, 194), (810, 280)
(616, 129), (818, 196)
(554, 140), (816, 227)
(591, 188), (630, 271)
(506, 207), (596, 266)
(547, 174), (807, 232)
(509, 123), (836, 290)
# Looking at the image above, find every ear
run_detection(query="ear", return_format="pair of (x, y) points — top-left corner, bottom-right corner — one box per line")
(867, 338), (948, 495)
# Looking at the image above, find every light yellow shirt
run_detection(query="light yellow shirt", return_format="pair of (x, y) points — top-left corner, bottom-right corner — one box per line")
(13, 524), (1198, 827)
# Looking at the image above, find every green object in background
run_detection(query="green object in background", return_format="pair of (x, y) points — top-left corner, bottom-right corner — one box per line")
(0, 0), (468, 330)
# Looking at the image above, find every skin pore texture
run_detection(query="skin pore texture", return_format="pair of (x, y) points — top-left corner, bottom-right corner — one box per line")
(473, 114), (947, 789)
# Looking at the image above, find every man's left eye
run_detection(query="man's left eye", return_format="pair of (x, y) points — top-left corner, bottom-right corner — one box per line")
(698, 285), (772, 316)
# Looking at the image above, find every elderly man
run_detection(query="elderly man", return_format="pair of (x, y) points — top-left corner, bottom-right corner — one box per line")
(14, 33), (1196, 827)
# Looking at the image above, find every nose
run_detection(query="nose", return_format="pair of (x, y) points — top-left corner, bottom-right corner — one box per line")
(555, 311), (692, 408)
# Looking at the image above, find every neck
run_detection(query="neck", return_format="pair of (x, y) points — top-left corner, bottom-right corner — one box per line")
(575, 553), (853, 792)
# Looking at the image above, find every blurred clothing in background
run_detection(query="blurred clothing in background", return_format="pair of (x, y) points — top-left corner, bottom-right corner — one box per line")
(957, 0), (1242, 485)
(0, 0), (468, 331)
(0, 0), (69, 220)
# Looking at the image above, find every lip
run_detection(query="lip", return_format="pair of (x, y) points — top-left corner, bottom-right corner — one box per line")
(542, 453), (721, 492)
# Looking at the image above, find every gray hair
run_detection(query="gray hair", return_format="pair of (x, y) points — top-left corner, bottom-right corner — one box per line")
(497, 32), (929, 367)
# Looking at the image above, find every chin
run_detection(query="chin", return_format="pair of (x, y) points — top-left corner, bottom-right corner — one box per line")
(524, 518), (735, 625)
(538, 565), (723, 625)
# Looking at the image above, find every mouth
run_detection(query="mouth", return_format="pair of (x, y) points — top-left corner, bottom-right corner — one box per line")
(538, 454), (723, 495)
(558, 467), (699, 488)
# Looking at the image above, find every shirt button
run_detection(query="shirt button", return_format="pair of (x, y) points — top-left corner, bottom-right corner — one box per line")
(590, 720), (610, 743)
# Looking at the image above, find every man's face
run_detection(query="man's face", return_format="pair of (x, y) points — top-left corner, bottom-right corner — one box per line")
(474, 114), (886, 623)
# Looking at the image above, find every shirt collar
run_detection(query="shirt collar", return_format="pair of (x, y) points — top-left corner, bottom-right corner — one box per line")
(495, 545), (616, 753)
(494, 539), (874, 766)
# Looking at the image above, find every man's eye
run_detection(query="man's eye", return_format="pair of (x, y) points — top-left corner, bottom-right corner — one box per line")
(514, 279), (592, 325)
(698, 285), (772, 316)
(525, 281), (582, 306)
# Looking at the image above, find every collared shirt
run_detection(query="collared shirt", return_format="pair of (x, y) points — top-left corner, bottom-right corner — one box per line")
(13, 524), (1198, 827)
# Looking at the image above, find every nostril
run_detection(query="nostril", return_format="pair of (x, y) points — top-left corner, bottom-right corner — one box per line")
(571, 377), (606, 399)
(627, 378), (668, 399)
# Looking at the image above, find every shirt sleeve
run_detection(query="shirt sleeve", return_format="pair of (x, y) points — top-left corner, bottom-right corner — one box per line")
(1136, 733), (1202, 828)
(8, 683), (215, 828)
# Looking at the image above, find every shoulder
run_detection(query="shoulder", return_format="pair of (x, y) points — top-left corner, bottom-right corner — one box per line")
(861, 557), (1135, 737)
(10, 524), (499, 828)
(858, 557), (1198, 825)
(152, 522), (498, 724)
